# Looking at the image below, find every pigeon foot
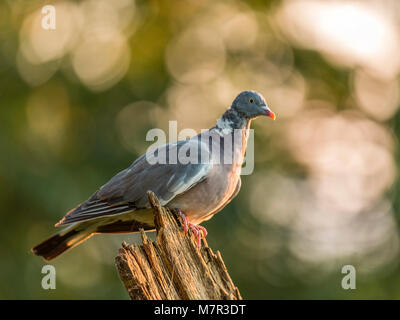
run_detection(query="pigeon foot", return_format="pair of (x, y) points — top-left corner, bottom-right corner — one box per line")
(178, 210), (207, 249)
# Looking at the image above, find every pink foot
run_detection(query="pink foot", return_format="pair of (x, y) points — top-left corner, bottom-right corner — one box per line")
(178, 211), (207, 249)
(178, 210), (189, 235)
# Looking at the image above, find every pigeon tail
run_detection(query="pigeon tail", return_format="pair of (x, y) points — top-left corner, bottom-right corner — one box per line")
(32, 225), (93, 261)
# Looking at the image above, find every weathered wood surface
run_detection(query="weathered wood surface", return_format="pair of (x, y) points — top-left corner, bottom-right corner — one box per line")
(115, 191), (242, 300)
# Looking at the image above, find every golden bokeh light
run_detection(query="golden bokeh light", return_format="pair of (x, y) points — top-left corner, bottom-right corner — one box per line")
(166, 26), (226, 84)
(72, 31), (130, 91)
(275, 0), (400, 78)
(17, 0), (135, 91)
(217, 6), (259, 52)
(161, 80), (233, 131)
(353, 70), (400, 121)
(287, 108), (396, 212)
(19, 2), (82, 64)
(248, 101), (398, 270)
(26, 83), (70, 151)
(115, 101), (161, 154)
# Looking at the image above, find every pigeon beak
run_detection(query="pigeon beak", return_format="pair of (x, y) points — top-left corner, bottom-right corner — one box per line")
(261, 106), (276, 120)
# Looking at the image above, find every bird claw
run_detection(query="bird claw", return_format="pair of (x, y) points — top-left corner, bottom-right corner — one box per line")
(178, 210), (189, 235)
(178, 210), (207, 249)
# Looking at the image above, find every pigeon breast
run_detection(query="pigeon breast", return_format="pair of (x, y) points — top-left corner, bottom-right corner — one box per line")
(166, 125), (249, 224)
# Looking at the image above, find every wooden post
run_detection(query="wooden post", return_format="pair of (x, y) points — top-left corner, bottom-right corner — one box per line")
(115, 191), (242, 300)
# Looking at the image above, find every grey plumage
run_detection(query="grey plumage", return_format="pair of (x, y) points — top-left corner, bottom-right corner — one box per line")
(57, 138), (213, 225)
(32, 90), (275, 260)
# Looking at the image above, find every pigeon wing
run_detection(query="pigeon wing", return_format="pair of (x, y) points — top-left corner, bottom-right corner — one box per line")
(57, 138), (212, 225)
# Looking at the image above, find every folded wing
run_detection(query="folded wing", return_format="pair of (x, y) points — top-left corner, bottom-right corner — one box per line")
(57, 138), (212, 226)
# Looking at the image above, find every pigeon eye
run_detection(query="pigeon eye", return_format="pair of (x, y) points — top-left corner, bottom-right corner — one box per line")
(249, 98), (254, 103)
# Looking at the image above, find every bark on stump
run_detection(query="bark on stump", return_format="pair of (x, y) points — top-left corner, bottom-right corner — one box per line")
(115, 191), (242, 300)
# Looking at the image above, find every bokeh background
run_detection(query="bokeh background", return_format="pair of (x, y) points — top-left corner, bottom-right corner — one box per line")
(1, 0), (400, 299)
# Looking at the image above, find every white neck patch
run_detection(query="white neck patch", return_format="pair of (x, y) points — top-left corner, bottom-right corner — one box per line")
(216, 116), (234, 135)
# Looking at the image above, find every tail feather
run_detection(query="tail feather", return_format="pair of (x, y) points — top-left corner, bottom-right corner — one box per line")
(32, 226), (93, 261)
(32, 215), (155, 261)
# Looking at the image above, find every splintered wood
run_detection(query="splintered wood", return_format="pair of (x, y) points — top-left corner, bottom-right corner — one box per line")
(115, 191), (242, 300)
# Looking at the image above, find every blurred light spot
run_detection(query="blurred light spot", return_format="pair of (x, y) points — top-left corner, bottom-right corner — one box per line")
(228, 48), (294, 93)
(264, 71), (306, 119)
(247, 105), (399, 270)
(191, 2), (259, 52)
(26, 84), (70, 150)
(249, 173), (399, 273)
(162, 81), (231, 131)
(353, 70), (400, 121)
(71, 0), (134, 91)
(287, 108), (396, 213)
(220, 12), (258, 52)
(166, 26), (226, 84)
(72, 31), (130, 91)
(115, 101), (160, 153)
(249, 173), (305, 227)
(19, 2), (82, 64)
(80, 0), (136, 33)
(276, 0), (400, 78)
(289, 199), (399, 271)
(17, 0), (135, 90)
(16, 50), (60, 87)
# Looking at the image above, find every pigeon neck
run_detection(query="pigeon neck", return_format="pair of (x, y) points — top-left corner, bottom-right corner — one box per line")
(216, 108), (250, 133)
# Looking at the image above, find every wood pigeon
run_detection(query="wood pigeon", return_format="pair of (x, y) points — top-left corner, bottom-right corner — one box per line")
(32, 90), (275, 261)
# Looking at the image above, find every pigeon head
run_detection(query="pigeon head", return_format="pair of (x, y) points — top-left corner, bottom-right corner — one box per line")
(216, 90), (275, 131)
(231, 91), (275, 120)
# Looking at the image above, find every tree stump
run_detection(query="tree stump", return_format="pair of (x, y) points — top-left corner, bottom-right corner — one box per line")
(115, 191), (242, 300)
